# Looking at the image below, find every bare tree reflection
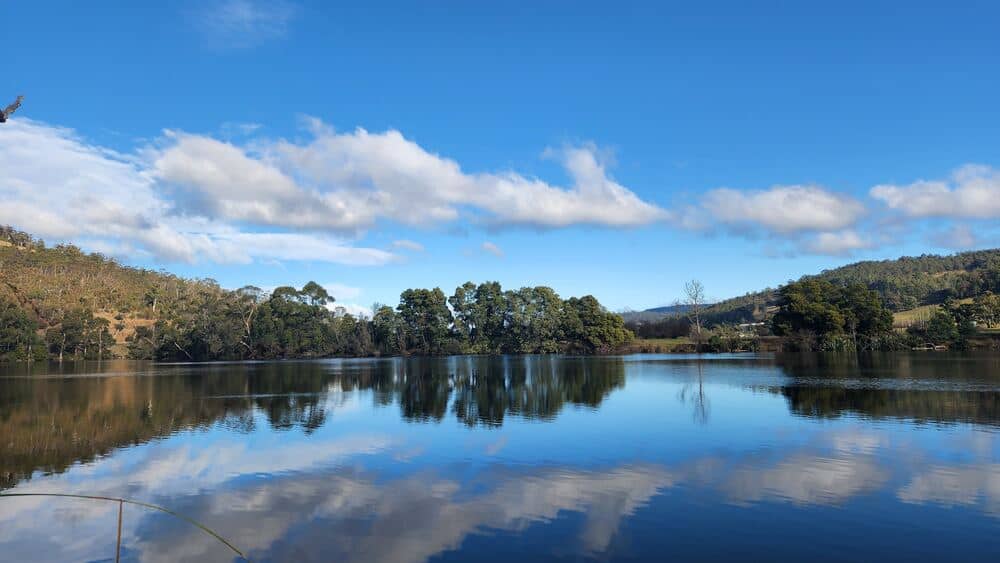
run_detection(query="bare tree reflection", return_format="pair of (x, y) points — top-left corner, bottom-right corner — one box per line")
(677, 360), (710, 424)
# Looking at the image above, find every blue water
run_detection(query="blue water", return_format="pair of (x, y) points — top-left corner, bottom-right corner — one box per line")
(0, 354), (998, 562)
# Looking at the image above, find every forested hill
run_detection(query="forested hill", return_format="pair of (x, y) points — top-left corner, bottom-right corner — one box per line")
(1, 225), (214, 356)
(702, 248), (1000, 325)
(0, 227), (632, 362)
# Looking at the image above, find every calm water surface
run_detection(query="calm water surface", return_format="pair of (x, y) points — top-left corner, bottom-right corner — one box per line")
(1, 353), (999, 562)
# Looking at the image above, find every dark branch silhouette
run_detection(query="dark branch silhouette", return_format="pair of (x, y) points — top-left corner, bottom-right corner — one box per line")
(0, 95), (24, 123)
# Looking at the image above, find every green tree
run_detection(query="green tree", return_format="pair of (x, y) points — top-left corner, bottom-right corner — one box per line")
(449, 282), (477, 345)
(973, 292), (1000, 328)
(372, 304), (404, 356)
(923, 309), (960, 345)
(397, 288), (454, 355)
(0, 298), (42, 361)
(772, 280), (893, 351)
(562, 295), (633, 353)
(301, 281), (333, 307)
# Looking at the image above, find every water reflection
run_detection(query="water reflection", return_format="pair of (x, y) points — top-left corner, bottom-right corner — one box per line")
(1, 357), (626, 489)
(774, 353), (1000, 426)
(2, 354), (1000, 562)
(676, 361), (710, 424)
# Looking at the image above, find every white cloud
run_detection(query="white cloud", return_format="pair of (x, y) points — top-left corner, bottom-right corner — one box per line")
(13, 115), (948, 263)
(481, 241), (504, 257)
(801, 230), (873, 256)
(871, 164), (1000, 218)
(700, 185), (866, 234)
(163, 124), (668, 232)
(219, 121), (263, 137)
(392, 239), (425, 252)
(673, 184), (876, 257)
(1, 117), (669, 265)
(0, 119), (396, 266)
(898, 464), (1000, 515)
(196, 0), (297, 49)
(929, 224), (983, 250)
(323, 282), (362, 300)
(328, 302), (373, 319)
(719, 454), (889, 506)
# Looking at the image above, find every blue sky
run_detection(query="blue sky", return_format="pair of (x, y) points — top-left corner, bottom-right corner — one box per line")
(2, 1), (999, 314)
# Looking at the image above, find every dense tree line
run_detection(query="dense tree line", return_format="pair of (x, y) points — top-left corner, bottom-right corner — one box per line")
(1, 226), (631, 361)
(770, 280), (897, 351)
(0, 298), (113, 361)
(126, 280), (632, 362)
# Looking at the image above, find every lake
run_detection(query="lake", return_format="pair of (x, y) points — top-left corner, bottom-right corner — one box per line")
(1, 353), (999, 562)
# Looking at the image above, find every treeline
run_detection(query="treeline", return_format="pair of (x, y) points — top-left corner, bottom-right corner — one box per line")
(627, 278), (999, 353)
(692, 248), (1000, 326)
(1, 281), (631, 362)
(128, 281), (631, 361)
(771, 280), (898, 351)
(757, 280), (1000, 351)
(904, 294), (1000, 349)
(811, 250), (1000, 310)
(0, 227), (631, 361)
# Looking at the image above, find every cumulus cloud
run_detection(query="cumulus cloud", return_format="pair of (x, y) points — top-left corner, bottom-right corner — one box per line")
(481, 241), (504, 257)
(147, 122), (668, 235)
(871, 164), (1000, 219)
(0, 119), (396, 265)
(12, 114), (953, 263)
(674, 184), (874, 257)
(801, 230), (874, 256)
(699, 185), (867, 234)
(196, 0), (297, 49)
(1, 117), (671, 265)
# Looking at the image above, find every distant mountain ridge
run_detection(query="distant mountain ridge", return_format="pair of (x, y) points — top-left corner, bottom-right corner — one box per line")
(620, 303), (714, 322)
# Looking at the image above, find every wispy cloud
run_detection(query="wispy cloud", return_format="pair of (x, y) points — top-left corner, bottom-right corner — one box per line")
(196, 0), (298, 49)
(481, 241), (504, 257)
(928, 224), (984, 250)
(219, 121), (263, 138)
(392, 239), (425, 252)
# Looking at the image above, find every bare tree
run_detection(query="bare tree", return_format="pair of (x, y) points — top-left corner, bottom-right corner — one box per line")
(683, 280), (706, 350)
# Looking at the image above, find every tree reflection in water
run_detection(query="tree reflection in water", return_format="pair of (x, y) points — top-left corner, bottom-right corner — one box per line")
(677, 360), (710, 424)
(772, 353), (1000, 426)
(0, 356), (626, 489)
